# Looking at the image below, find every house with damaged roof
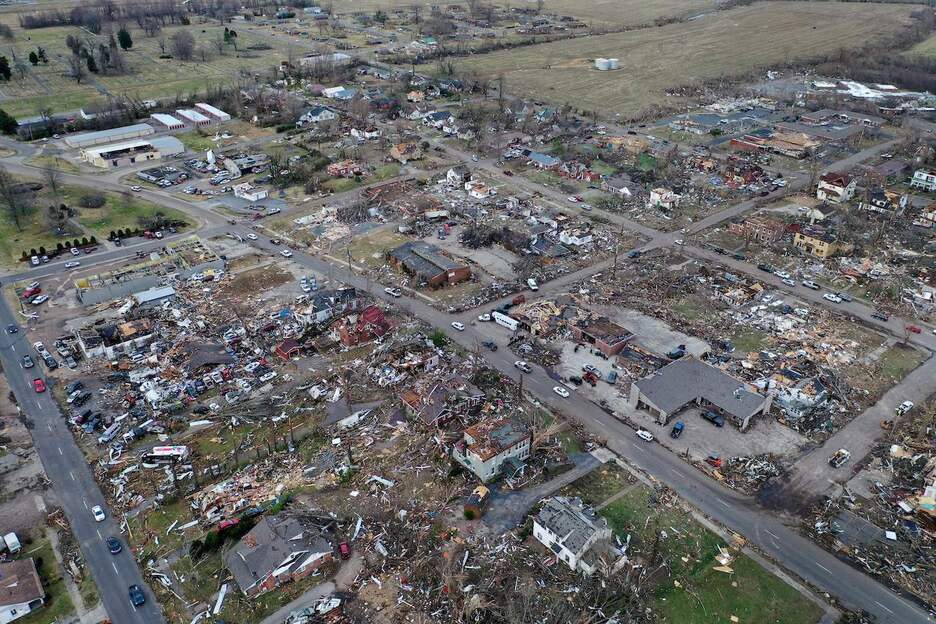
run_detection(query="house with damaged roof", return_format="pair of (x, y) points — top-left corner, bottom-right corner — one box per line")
(533, 497), (625, 576)
(225, 514), (334, 598)
(388, 241), (471, 288)
(400, 375), (484, 426)
(451, 416), (531, 482)
(0, 559), (45, 623)
(629, 356), (772, 431)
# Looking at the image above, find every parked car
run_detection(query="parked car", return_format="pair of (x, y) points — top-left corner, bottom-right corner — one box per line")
(552, 385), (570, 398)
(582, 364), (601, 376)
(64, 261), (80, 269)
(896, 400), (914, 416)
(906, 325), (921, 334)
(477, 313), (491, 322)
(526, 278), (538, 291)
(70, 247), (81, 256)
(30, 295), (49, 305)
(781, 278), (795, 287)
(514, 361), (532, 373)
(774, 270), (791, 280)
(836, 292), (853, 302)
(801, 280), (820, 290)
(451, 322), (465, 331)
(384, 287), (402, 298)
(635, 429), (654, 442)
(871, 310), (889, 321)
(823, 293), (843, 303)
(670, 421), (684, 438)
(32, 378), (46, 393)
(701, 410), (725, 427)
(6, 324), (17, 334)
(280, 249), (293, 258)
(757, 263), (774, 272)
(481, 340), (497, 351)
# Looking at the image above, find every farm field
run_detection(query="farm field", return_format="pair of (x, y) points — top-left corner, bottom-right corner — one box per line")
(322, 0), (720, 27)
(456, 2), (914, 119)
(905, 32), (936, 57)
(0, 20), (289, 117)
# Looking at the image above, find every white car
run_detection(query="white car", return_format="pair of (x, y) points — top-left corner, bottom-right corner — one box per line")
(451, 322), (465, 331)
(33, 342), (46, 354)
(674, 239), (685, 246)
(246, 233), (258, 240)
(774, 270), (791, 280)
(635, 429), (654, 442)
(477, 313), (491, 322)
(526, 278), (538, 291)
(553, 385), (570, 398)
(782, 278), (795, 287)
(91, 505), (105, 522)
(514, 360), (532, 373)
(70, 247), (81, 256)
(280, 249), (293, 258)
(384, 287), (402, 298)
(259, 371), (277, 382)
(64, 261), (80, 269)
(801, 280), (820, 290)
(130, 185), (142, 192)
(30, 295), (49, 305)
(823, 293), (843, 303)
(567, 196), (580, 203)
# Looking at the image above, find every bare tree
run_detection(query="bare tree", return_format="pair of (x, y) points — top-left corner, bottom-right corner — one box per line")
(0, 167), (34, 231)
(42, 166), (62, 195)
(157, 34), (167, 54)
(67, 53), (86, 83)
(169, 30), (195, 61)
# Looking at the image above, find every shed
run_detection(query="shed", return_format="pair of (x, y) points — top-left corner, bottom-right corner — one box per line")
(151, 113), (185, 130)
(176, 109), (211, 127)
(194, 102), (231, 122)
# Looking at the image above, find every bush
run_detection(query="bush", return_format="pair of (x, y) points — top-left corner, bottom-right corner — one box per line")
(463, 509), (476, 520)
(79, 193), (106, 208)
(429, 329), (447, 348)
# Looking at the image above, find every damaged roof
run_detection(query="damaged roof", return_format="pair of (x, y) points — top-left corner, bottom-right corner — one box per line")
(0, 559), (44, 608)
(536, 497), (608, 556)
(633, 356), (768, 419)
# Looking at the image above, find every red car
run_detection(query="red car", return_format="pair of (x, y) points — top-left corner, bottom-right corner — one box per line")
(907, 325), (922, 334)
(33, 378), (46, 393)
(22, 286), (41, 299)
(338, 542), (351, 560)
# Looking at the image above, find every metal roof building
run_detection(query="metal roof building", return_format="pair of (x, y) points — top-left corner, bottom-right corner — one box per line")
(151, 113), (185, 130)
(64, 123), (155, 149)
(194, 103), (231, 122)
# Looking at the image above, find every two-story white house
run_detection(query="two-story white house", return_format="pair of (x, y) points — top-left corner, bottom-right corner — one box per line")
(451, 417), (530, 482)
(910, 167), (936, 192)
(816, 172), (856, 203)
(648, 187), (681, 211)
(533, 497), (622, 575)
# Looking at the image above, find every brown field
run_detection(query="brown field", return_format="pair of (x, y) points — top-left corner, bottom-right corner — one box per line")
(456, 2), (914, 118)
(324, 0), (719, 26)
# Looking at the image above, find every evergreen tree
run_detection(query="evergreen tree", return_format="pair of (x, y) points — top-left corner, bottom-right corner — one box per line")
(0, 57), (11, 81)
(117, 28), (132, 50)
(28, 51), (38, 66)
(0, 108), (18, 135)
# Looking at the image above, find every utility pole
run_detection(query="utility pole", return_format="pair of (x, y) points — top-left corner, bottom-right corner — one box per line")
(346, 246), (353, 273)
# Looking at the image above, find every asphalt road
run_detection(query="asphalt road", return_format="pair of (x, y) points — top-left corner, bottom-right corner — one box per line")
(0, 302), (165, 623)
(234, 227), (934, 624)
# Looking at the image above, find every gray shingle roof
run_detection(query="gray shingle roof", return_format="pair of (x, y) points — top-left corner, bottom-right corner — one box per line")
(633, 356), (767, 419)
(536, 497), (607, 557)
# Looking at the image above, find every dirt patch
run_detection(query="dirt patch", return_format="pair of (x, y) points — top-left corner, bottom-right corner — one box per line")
(215, 263), (293, 308)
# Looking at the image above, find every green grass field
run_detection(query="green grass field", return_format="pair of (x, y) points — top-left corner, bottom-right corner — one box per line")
(456, 2), (913, 119)
(552, 471), (825, 624)
(0, 21), (288, 117)
(58, 186), (195, 236)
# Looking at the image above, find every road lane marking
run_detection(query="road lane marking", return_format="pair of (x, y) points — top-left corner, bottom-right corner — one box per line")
(47, 423), (52, 431)
(816, 563), (832, 574)
(10, 345), (14, 352)
(765, 529), (780, 540)
(874, 601), (894, 614)
(58, 447), (62, 455)
(630, 443), (646, 453)
(82, 499), (88, 509)
(70, 471), (76, 481)
(97, 530), (102, 540)
(715, 497), (730, 508)
(35, 401), (41, 409)
(112, 562), (119, 574)
(670, 468), (684, 477)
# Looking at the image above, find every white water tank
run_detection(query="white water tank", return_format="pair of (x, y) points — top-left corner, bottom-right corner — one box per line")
(595, 58), (611, 71)
(609, 58), (619, 70)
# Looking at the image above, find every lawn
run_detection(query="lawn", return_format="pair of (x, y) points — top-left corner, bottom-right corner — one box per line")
(0, 22), (292, 117)
(323, 177), (362, 193)
(729, 328), (770, 354)
(127, 498), (195, 560)
(177, 131), (219, 153)
(0, 196), (82, 268)
(15, 540), (75, 624)
(346, 229), (410, 268)
(456, 2), (914, 118)
(599, 485), (822, 624)
(558, 462), (635, 507)
(69, 189), (194, 236)
(879, 344), (927, 381)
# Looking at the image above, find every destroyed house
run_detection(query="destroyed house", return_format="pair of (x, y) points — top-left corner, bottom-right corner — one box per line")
(571, 317), (634, 357)
(336, 305), (390, 347)
(859, 188), (902, 214)
(400, 377), (484, 426)
(76, 318), (155, 360)
(0, 559), (45, 623)
(306, 288), (362, 324)
(225, 514), (334, 598)
(275, 338), (301, 359)
(793, 226), (853, 259)
(727, 216), (786, 244)
(533, 497), (617, 576)
(452, 417), (531, 482)
(629, 356), (772, 431)
(816, 172), (856, 204)
(388, 241), (470, 288)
